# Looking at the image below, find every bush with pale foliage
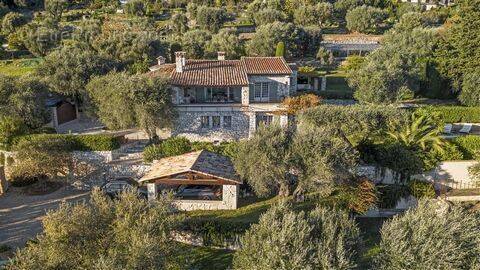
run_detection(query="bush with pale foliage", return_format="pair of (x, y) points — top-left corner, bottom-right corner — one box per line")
(7, 190), (181, 270)
(233, 202), (361, 270)
(375, 200), (480, 269)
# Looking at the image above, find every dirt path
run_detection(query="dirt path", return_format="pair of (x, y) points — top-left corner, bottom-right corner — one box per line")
(0, 187), (89, 249)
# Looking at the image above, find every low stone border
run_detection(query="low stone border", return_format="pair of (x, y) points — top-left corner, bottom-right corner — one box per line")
(445, 195), (480, 202)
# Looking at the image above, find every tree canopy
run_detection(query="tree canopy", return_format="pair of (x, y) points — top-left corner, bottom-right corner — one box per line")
(86, 72), (175, 140)
(375, 200), (480, 269)
(233, 202), (361, 270)
(8, 190), (181, 269)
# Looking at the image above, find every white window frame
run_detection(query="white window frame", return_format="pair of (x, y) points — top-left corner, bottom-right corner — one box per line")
(254, 82), (269, 102)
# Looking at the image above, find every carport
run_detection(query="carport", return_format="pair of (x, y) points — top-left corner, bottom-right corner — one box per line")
(139, 150), (242, 210)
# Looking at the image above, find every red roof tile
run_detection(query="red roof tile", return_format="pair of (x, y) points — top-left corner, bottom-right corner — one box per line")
(170, 60), (249, 87)
(149, 57), (293, 87)
(242, 57), (292, 75)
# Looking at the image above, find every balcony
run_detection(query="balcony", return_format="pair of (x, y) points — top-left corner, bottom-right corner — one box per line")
(176, 87), (242, 105)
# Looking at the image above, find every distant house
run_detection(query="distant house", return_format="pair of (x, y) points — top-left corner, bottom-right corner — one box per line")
(320, 34), (382, 59)
(149, 52), (296, 142)
(400, 0), (454, 10)
(46, 96), (78, 129)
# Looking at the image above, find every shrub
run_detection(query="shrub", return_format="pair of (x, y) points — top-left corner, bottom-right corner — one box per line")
(282, 94), (321, 115)
(11, 134), (121, 152)
(377, 184), (410, 208)
(143, 137), (239, 162)
(9, 175), (40, 187)
(408, 180), (436, 199)
(124, 0), (146, 16)
(418, 106), (480, 123)
(375, 200), (480, 269)
(451, 136), (480, 160)
(143, 137), (192, 162)
(0, 152), (4, 166)
(318, 90), (354, 100)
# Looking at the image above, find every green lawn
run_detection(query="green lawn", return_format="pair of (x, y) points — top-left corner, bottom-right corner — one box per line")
(0, 58), (42, 76)
(325, 70), (353, 93)
(175, 244), (234, 270)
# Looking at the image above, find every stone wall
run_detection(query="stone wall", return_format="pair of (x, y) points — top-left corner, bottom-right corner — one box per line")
(172, 184), (239, 211)
(172, 109), (250, 142)
(0, 166), (7, 195)
(358, 161), (480, 190)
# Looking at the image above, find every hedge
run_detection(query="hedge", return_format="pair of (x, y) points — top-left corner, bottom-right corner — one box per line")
(419, 106), (480, 123)
(11, 134), (121, 151)
(450, 136), (480, 160)
(143, 137), (238, 162)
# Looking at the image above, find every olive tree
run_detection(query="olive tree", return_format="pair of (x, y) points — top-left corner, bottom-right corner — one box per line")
(375, 200), (480, 269)
(181, 29), (211, 58)
(233, 202), (361, 270)
(294, 3), (333, 27)
(87, 72), (175, 140)
(290, 126), (359, 197)
(0, 75), (50, 129)
(195, 5), (227, 33)
(205, 28), (243, 59)
(170, 12), (189, 34)
(348, 21), (438, 104)
(1, 12), (27, 35)
(253, 8), (286, 25)
(458, 69), (480, 106)
(246, 22), (303, 57)
(233, 124), (291, 197)
(37, 43), (116, 100)
(346, 6), (388, 34)
(8, 190), (180, 270)
(44, 0), (67, 22)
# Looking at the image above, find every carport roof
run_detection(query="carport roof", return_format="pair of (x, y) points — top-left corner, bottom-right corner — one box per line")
(139, 150), (242, 185)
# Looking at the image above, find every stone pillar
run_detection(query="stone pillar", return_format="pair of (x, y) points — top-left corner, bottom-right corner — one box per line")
(241, 86), (249, 106)
(52, 107), (59, 129)
(248, 112), (256, 138)
(0, 166), (8, 195)
(147, 183), (157, 202)
(313, 78), (319, 92)
(321, 76), (327, 91)
(222, 184), (239, 209)
(279, 115), (288, 128)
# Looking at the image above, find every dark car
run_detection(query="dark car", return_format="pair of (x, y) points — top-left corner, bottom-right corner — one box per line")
(101, 177), (147, 199)
(175, 185), (221, 200)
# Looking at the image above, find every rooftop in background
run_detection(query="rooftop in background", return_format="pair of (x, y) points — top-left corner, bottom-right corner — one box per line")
(322, 33), (383, 44)
(140, 150), (242, 185)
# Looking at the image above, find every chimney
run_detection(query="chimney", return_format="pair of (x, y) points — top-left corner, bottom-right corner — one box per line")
(157, 56), (166, 66)
(175, 51), (186, 73)
(217, 51), (226, 61)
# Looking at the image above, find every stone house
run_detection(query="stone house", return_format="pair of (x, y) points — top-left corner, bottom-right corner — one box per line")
(140, 150), (242, 210)
(149, 51), (296, 141)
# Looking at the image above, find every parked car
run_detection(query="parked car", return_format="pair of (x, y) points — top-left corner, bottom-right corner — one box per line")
(101, 177), (147, 199)
(175, 185), (221, 200)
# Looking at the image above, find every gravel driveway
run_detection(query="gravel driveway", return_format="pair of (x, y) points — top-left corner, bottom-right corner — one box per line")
(0, 187), (89, 249)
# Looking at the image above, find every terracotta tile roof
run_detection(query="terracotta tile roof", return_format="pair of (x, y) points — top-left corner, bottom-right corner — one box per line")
(170, 60), (249, 87)
(148, 57), (293, 86)
(140, 150), (242, 184)
(242, 57), (293, 75)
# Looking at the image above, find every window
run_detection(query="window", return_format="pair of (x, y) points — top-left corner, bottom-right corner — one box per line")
(212, 116), (221, 128)
(254, 82), (269, 102)
(201, 116), (210, 128)
(223, 116), (232, 128)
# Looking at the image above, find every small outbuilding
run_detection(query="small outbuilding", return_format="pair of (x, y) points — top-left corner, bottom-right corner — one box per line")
(139, 150), (242, 211)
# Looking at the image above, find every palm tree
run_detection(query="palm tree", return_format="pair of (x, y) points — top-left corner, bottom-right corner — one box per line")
(386, 112), (446, 153)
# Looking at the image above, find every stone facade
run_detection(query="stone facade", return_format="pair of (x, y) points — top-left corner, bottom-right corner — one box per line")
(172, 107), (250, 141)
(171, 184), (239, 211)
